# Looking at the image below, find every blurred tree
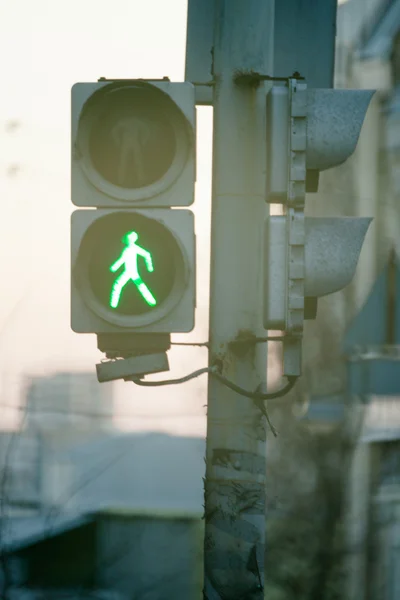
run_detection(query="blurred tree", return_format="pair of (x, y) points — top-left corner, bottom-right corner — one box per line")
(264, 390), (363, 600)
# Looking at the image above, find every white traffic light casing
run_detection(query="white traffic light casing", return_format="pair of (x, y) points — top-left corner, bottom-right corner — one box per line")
(264, 79), (375, 376)
(264, 216), (372, 329)
(266, 85), (375, 201)
(72, 80), (196, 207)
(71, 209), (195, 334)
(71, 79), (197, 338)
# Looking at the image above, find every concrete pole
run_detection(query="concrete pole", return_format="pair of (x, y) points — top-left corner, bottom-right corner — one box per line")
(204, 1), (274, 598)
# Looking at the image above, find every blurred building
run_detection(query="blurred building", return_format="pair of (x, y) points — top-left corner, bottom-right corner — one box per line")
(0, 372), (115, 516)
(0, 432), (41, 515)
(41, 432), (205, 514)
(0, 509), (203, 600)
(338, 3), (400, 599)
(298, 1), (400, 599)
(23, 372), (114, 433)
(0, 432), (206, 599)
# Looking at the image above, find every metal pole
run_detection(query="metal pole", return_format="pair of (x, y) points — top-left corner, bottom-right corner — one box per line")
(204, 1), (274, 598)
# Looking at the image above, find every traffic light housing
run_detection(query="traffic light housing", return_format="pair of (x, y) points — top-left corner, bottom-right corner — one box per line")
(265, 215), (372, 329)
(71, 80), (196, 341)
(264, 78), (375, 376)
(71, 80), (196, 207)
(266, 84), (374, 201)
(71, 208), (195, 333)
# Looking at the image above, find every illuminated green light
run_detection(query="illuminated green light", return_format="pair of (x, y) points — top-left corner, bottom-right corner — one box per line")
(109, 230), (157, 309)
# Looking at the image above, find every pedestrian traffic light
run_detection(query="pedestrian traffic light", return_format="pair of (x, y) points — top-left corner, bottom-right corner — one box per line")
(264, 78), (375, 376)
(71, 208), (194, 333)
(71, 80), (196, 337)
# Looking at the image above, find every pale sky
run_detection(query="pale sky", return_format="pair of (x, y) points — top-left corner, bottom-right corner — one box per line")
(0, 0), (211, 435)
(0, 0), (280, 435)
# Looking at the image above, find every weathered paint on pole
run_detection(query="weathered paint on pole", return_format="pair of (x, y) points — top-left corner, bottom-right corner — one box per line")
(273, 0), (337, 88)
(185, 0), (215, 105)
(203, 1), (274, 598)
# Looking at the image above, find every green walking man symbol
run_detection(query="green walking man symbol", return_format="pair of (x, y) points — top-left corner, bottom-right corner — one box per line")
(109, 230), (157, 309)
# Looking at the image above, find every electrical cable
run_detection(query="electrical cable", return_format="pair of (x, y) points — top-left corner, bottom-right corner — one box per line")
(170, 335), (285, 348)
(133, 366), (298, 400)
(132, 366), (214, 387)
(170, 341), (209, 347)
(213, 372), (297, 401)
(133, 368), (298, 438)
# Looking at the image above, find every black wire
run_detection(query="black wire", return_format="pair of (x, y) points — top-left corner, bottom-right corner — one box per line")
(213, 373), (298, 401)
(263, 335), (286, 342)
(132, 368), (297, 438)
(132, 367), (212, 387)
(170, 341), (209, 347)
(133, 367), (298, 400)
(170, 336), (284, 348)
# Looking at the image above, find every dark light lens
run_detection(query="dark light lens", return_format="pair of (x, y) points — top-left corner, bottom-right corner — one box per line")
(88, 88), (177, 189)
(81, 213), (177, 316)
